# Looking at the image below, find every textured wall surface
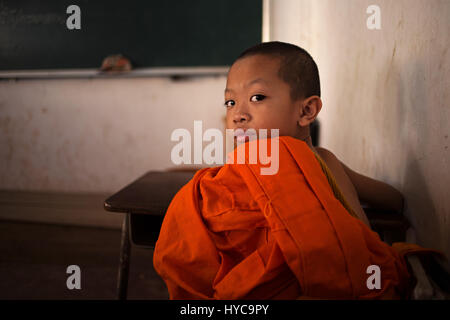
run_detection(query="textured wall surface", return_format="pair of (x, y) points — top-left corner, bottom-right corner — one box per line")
(270, 0), (450, 257)
(0, 76), (227, 193)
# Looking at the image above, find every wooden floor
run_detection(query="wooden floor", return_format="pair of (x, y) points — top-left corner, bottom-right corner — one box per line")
(0, 220), (169, 300)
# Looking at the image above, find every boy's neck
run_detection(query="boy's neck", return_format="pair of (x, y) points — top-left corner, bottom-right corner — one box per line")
(296, 128), (314, 150)
(303, 135), (314, 149)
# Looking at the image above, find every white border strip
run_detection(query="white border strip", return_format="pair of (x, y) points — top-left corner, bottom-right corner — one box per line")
(0, 66), (230, 79)
(262, 0), (272, 42)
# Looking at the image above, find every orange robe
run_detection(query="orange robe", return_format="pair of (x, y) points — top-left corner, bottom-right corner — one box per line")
(153, 136), (438, 299)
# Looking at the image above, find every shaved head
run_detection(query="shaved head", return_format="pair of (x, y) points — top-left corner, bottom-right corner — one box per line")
(235, 41), (321, 101)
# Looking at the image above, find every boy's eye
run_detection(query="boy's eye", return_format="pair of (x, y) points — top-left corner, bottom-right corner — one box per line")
(224, 95), (265, 108)
(224, 100), (235, 108)
(251, 94), (266, 102)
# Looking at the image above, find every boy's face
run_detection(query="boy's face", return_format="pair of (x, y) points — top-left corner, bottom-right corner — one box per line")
(225, 54), (301, 140)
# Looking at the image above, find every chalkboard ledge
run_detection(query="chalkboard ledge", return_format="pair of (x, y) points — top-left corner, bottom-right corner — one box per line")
(0, 66), (229, 80)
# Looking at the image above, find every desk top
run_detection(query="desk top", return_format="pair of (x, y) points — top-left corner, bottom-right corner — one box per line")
(104, 170), (409, 234)
(104, 171), (195, 215)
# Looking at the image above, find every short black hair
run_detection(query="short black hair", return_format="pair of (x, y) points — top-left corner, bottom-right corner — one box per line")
(235, 41), (321, 101)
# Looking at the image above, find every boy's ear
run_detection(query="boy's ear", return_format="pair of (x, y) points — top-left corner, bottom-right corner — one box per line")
(297, 96), (322, 127)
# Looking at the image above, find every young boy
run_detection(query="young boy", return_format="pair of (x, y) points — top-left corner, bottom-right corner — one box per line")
(223, 41), (404, 229)
(153, 41), (435, 300)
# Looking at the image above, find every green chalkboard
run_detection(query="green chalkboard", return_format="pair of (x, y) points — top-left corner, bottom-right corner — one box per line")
(0, 0), (262, 70)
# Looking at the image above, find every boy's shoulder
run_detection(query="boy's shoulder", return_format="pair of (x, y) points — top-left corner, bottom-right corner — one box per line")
(313, 147), (356, 183)
(314, 146), (371, 226)
(314, 146), (358, 199)
(314, 147), (341, 166)
(313, 147), (356, 189)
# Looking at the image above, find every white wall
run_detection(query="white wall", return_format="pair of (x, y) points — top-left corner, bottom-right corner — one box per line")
(0, 76), (227, 194)
(270, 0), (450, 258)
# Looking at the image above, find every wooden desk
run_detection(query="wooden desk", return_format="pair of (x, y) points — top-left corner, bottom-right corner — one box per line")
(104, 170), (195, 300)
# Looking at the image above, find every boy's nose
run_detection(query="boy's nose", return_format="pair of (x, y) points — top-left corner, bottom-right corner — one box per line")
(233, 112), (251, 124)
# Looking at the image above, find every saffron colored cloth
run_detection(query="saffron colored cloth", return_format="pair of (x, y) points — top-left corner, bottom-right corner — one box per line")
(153, 136), (437, 299)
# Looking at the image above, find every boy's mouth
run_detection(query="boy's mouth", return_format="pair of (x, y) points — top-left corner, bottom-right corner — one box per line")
(233, 129), (257, 143)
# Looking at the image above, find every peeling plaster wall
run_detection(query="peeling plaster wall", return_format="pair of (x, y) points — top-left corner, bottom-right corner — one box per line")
(270, 0), (450, 257)
(0, 76), (227, 194)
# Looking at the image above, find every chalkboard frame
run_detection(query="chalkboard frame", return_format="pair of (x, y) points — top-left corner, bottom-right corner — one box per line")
(0, 0), (265, 79)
